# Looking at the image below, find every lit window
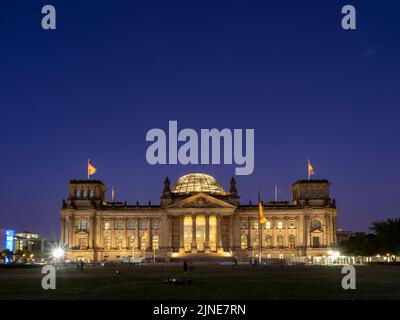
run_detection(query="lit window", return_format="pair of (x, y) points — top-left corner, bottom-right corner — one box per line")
(83, 190), (88, 198)
(89, 190), (94, 198)
(104, 222), (110, 230)
(128, 235), (135, 248)
(277, 221), (283, 229)
(76, 190), (81, 198)
(266, 221), (271, 229)
(78, 237), (88, 249)
(141, 235), (147, 250)
(152, 235), (159, 250)
(241, 234), (248, 249)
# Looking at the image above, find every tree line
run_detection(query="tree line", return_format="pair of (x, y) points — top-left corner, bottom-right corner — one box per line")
(340, 218), (400, 258)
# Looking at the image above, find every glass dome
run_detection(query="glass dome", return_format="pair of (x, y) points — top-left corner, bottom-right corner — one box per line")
(171, 173), (227, 195)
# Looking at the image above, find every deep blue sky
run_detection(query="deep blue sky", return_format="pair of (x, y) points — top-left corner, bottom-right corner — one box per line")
(1, 0), (399, 238)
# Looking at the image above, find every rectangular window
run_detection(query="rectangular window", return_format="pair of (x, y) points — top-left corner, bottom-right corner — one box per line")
(241, 220), (249, 229)
(115, 221), (124, 230)
(152, 221), (159, 230)
(104, 222), (110, 230)
(312, 237), (320, 248)
(128, 221), (135, 230)
(140, 220), (147, 230)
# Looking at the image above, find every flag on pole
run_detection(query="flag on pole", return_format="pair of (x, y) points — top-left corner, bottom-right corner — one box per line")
(87, 160), (97, 179)
(111, 186), (115, 202)
(258, 194), (267, 224)
(308, 159), (315, 180)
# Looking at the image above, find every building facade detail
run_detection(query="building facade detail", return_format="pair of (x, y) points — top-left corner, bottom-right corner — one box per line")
(60, 173), (337, 262)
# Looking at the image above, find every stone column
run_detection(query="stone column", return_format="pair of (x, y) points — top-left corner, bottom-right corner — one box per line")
(96, 216), (102, 249)
(60, 218), (65, 246)
(217, 215), (223, 252)
(147, 219), (152, 250)
(160, 214), (168, 251)
(304, 216), (310, 247)
(135, 219), (140, 249)
(232, 214), (241, 251)
(191, 214), (197, 252)
(332, 215), (337, 245)
(110, 218), (115, 249)
(271, 217), (275, 248)
(283, 217), (288, 247)
(124, 218), (128, 249)
(179, 215), (185, 253)
(69, 216), (75, 248)
(229, 215), (234, 249)
(205, 214), (210, 252)
(247, 218), (252, 249)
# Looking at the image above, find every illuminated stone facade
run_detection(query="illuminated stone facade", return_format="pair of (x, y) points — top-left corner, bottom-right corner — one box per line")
(60, 173), (337, 262)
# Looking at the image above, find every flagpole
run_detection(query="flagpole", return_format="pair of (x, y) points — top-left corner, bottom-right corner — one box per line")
(307, 159), (310, 180)
(259, 219), (262, 265)
(258, 192), (262, 265)
(275, 185), (278, 202)
(87, 159), (90, 180)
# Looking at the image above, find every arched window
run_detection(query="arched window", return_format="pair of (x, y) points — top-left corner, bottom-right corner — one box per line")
(89, 190), (94, 198)
(266, 235), (273, 248)
(152, 235), (159, 250)
(241, 234), (248, 249)
(288, 235), (296, 248)
(289, 222), (295, 229)
(266, 221), (271, 229)
(277, 235), (284, 247)
(310, 219), (321, 230)
(77, 220), (89, 231)
(76, 190), (81, 198)
(83, 189), (88, 198)
(104, 221), (110, 230)
(128, 235), (135, 249)
(277, 221), (283, 229)
(103, 235), (111, 250)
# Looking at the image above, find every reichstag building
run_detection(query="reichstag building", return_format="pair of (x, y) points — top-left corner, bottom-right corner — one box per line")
(60, 173), (337, 262)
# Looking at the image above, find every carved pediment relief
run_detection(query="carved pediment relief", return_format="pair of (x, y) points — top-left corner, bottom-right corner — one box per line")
(168, 193), (235, 209)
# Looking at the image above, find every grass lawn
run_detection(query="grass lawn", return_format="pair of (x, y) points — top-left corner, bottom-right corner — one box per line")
(0, 264), (399, 300)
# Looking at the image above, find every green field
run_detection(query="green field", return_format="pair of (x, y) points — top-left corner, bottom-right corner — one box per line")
(0, 264), (399, 300)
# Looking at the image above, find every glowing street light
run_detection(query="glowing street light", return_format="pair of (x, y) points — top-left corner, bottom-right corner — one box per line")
(52, 247), (65, 260)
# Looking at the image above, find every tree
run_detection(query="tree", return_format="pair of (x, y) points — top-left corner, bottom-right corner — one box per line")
(370, 218), (400, 256)
(340, 233), (378, 256)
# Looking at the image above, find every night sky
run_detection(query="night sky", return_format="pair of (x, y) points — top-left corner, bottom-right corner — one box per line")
(1, 0), (400, 238)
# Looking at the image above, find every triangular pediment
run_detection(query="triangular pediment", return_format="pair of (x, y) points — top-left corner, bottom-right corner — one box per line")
(167, 193), (236, 209)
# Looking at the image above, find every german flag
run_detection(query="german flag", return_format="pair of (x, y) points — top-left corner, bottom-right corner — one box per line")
(258, 194), (267, 224)
(88, 160), (97, 178)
